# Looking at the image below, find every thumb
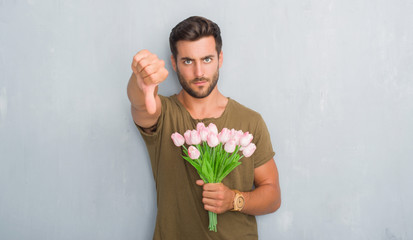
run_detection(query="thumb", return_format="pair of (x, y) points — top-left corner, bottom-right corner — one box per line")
(196, 180), (205, 186)
(142, 84), (157, 115)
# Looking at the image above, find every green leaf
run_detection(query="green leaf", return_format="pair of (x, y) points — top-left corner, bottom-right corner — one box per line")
(217, 161), (242, 182)
(201, 160), (209, 181)
(203, 148), (210, 160)
(183, 156), (202, 174)
(181, 142), (243, 185)
(204, 158), (215, 182)
(196, 144), (203, 157)
(199, 174), (208, 183)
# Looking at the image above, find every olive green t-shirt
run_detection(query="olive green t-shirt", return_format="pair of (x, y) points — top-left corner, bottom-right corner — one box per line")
(138, 94), (275, 240)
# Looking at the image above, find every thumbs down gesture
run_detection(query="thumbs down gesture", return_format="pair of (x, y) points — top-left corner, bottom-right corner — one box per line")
(131, 50), (169, 114)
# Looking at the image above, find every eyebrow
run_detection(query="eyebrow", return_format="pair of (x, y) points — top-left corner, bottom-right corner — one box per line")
(202, 55), (215, 60)
(180, 57), (194, 61)
(179, 55), (215, 61)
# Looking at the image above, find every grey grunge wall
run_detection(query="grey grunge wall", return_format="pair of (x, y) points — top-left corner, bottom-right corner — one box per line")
(1, 0), (412, 239)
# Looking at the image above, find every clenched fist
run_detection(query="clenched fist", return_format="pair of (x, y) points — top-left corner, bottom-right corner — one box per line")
(196, 180), (235, 214)
(131, 50), (169, 114)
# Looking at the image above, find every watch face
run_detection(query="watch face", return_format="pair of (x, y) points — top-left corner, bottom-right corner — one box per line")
(236, 196), (245, 208)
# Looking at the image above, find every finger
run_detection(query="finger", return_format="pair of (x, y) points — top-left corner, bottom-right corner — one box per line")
(140, 59), (165, 79)
(204, 205), (220, 214)
(136, 54), (159, 74)
(202, 197), (221, 207)
(202, 200), (224, 214)
(196, 180), (205, 186)
(132, 51), (157, 75)
(142, 68), (168, 86)
(143, 84), (157, 115)
(133, 49), (151, 65)
(202, 190), (224, 200)
(203, 183), (224, 192)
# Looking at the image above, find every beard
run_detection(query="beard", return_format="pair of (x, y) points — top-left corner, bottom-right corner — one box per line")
(176, 67), (219, 99)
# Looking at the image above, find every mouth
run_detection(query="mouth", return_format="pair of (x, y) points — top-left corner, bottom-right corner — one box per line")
(193, 81), (207, 86)
(192, 79), (208, 86)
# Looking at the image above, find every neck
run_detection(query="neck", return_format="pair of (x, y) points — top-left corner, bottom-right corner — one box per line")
(177, 87), (228, 120)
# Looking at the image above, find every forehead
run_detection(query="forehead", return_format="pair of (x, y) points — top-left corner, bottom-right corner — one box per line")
(176, 36), (217, 58)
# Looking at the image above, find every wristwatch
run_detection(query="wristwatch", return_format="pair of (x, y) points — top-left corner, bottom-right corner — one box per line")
(231, 190), (245, 212)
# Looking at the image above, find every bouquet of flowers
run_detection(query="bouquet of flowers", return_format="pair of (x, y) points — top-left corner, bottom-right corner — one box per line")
(171, 122), (256, 232)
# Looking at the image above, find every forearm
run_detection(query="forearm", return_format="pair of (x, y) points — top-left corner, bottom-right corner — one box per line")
(241, 183), (281, 215)
(238, 159), (281, 215)
(127, 73), (146, 110)
(127, 73), (160, 128)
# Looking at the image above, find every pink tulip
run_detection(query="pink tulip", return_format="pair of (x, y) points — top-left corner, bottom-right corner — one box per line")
(199, 128), (209, 142)
(190, 130), (201, 145)
(208, 123), (218, 135)
(218, 128), (231, 144)
(239, 132), (253, 147)
(224, 139), (237, 153)
(171, 132), (185, 147)
(207, 133), (219, 147)
(231, 130), (244, 145)
(184, 130), (192, 145)
(188, 146), (200, 159)
(242, 143), (256, 157)
(197, 122), (206, 132)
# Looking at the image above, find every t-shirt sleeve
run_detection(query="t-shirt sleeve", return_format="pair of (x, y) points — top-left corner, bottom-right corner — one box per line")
(251, 114), (275, 168)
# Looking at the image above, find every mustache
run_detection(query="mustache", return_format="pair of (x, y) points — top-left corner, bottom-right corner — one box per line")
(191, 77), (209, 83)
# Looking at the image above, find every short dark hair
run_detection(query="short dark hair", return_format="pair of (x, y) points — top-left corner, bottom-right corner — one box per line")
(169, 16), (222, 60)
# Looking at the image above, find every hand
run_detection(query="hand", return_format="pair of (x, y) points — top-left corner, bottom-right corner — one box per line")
(196, 180), (235, 214)
(131, 50), (168, 114)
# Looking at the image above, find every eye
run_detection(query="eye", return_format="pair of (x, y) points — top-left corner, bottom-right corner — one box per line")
(204, 57), (212, 63)
(183, 59), (192, 65)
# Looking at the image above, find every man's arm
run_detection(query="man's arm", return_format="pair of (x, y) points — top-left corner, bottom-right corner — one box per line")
(127, 50), (168, 129)
(240, 159), (281, 215)
(196, 158), (281, 215)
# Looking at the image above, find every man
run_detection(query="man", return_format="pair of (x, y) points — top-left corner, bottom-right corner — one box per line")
(127, 16), (281, 239)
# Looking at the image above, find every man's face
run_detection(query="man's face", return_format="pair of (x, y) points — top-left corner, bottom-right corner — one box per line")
(171, 36), (223, 98)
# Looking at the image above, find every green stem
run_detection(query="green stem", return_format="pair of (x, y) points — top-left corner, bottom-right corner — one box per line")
(208, 211), (217, 232)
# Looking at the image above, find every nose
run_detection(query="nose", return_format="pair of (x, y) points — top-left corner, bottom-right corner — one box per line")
(194, 62), (204, 78)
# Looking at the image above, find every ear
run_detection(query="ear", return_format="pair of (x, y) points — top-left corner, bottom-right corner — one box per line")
(218, 51), (223, 68)
(171, 55), (177, 72)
